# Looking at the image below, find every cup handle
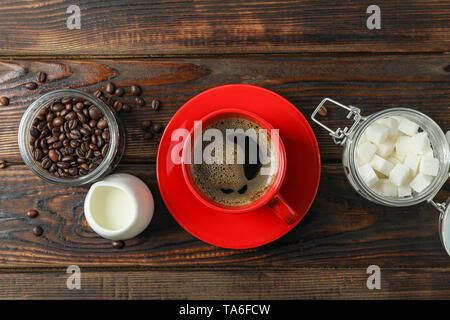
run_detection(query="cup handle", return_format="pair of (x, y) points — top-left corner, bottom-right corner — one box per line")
(267, 193), (298, 225)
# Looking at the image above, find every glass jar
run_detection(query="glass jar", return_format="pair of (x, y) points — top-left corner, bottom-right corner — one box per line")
(18, 89), (125, 186)
(312, 98), (450, 255)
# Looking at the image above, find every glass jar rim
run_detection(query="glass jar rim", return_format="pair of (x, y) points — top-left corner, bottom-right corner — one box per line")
(18, 89), (121, 186)
(350, 107), (449, 207)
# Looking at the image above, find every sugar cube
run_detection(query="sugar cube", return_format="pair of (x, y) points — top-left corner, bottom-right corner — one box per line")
(365, 123), (389, 145)
(398, 117), (420, 136)
(370, 154), (395, 176)
(371, 180), (383, 195)
(395, 136), (411, 157)
(410, 173), (432, 193)
(387, 155), (401, 165)
(389, 163), (411, 187)
(379, 179), (398, 197)
(358, 163), (379, 187)
(403, 153), (420, 174)
(377, 117), (399, 137)
(409, 132), (432, 155)
(398, 185), (412, 197)
(425, 149), (434, 158)
(419, 156), (439, 176)
(356, 141), (377, 164)
(376, 138), (395, 158)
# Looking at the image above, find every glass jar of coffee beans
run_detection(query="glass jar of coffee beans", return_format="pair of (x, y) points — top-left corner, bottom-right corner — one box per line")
(18, 89), (125, 186)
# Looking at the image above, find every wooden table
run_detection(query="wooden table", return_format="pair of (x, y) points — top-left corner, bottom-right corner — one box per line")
(0, 0), (449, 299)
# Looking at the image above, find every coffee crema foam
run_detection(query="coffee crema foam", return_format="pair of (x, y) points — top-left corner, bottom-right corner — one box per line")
(190, 118), (279, 207)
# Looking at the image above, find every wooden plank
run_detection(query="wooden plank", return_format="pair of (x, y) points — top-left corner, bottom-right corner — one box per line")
(0, 163), (448, 268)
(0, 56), (449, 163)
(0, 1), (449, 55)
(0, 267), (449, 299)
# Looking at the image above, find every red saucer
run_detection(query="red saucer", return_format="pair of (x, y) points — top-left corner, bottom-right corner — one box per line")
(156, 84), (321, 249)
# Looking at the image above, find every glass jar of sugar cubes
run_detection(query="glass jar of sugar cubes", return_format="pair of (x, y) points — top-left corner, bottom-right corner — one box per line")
(312, 98), (450, 255)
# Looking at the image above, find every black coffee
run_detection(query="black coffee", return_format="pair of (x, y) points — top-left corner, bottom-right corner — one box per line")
(190, 117), (279, 207)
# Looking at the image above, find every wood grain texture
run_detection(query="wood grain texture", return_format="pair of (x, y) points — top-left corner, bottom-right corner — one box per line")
(0, 163), (448, 268)
(0, 0), (449, 55)
(0, 56), (449, 163)
(0, 268), (449, 299)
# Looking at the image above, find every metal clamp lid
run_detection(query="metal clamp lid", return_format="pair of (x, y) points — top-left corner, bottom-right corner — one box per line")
(311, 98), (364, 146)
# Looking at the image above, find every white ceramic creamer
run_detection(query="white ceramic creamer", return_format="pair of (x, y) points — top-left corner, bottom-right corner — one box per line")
(84, 173), (154, 240)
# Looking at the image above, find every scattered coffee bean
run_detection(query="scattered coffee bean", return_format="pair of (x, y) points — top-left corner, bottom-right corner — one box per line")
(130, 85), (141, 96)
(318, 106), (327, 116)
(112, 240), (125, 249)
(114, 87), (124, 97)
(0, 96), (9, 106)
(141, 120), (152, 131)
(135, 97), (145, 106)
(32, 225), (43, 236)
(29, 96), (110, 179)
(105, 81), (115, 94)
(26, 209), (39, 219)
(143, 131), (153, 139)
(37, 72), (47, 83)
(152, 123), (164, 133)
(94, 89), (103, 98)
(113, 100), (123, 113)
(24, 82), (38, 90)
(0, 160), (7, 169)
(122, 104), (131, 113)
(151, 99), (160, 111)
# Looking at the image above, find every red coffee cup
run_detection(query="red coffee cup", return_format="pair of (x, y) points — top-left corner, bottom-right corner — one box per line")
(181, 108), (298, 225)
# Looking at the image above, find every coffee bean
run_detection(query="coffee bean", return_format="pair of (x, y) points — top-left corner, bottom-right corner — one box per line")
(70, 129), (81, 140)
(135, 97), (145, 106)
(152, 123), (164, 133)
(112, 240), (125, 249)
(30, 127), (40, 138)
(64, 112), (77, 121)
(94, 89), (103, 98)
(105, 82), (115, 94)
(89, 106), (102, 120)
(141, 120), (152, 130)
(143, 131), (153, 139)
(41, 158), (52, 169)
(34, 148), (43, 161)
(26, 209), (39, 219)
(130, 85), (141, 96)
(32, 226), (43, 236)
(101, 143), (109, 157)
(0, 160), (7, 169)
(97, 119), (108, 129)
(37, 72), (47, 83)
(52, 117), (64, 127)
(151, 99), (160, 111)
(48, 149), (58, 162)
(113, 101), (123, 113)
(0, 96), (9, 106)
(122, 104), (131, 112)
(102, 130), (110, 141)
(114, 87), (124, 96)
(318, 106), (327, 116)
(24, 82), (38, 90)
